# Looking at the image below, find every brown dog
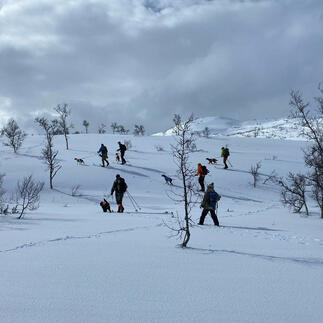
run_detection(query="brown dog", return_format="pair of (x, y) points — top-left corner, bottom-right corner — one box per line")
(206, 158), (218, 164)
(74, 158), (85, 165)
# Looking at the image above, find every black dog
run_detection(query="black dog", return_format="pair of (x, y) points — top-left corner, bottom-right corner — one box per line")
(100, 199), (111, 213)
(161, 174), (173, 185)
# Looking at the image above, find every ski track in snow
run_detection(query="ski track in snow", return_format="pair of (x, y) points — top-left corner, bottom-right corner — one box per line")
(187, 247), (323, 267)
(217, 225), (323, 247)
(0, 225), (159, 254)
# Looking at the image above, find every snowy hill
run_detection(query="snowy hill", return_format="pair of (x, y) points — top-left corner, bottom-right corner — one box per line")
(1, 133), (323, 322)
(154, 116), (310, 140)
(153, 116), (240, 136)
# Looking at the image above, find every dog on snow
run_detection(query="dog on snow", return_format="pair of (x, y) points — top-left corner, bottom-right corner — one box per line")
(74, 158), (85, 165)
(161, 174), (173, 185)
(100, 199), (112, 213)
(206, 158), (218, 164)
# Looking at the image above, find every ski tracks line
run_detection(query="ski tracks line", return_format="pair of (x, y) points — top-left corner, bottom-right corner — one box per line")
(0, 224), (161, 255)
(186, 247), (323, 267)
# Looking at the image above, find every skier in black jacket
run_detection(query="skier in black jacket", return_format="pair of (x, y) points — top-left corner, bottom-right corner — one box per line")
(111, 174), (128, 212)
(117, 141), (127, 164)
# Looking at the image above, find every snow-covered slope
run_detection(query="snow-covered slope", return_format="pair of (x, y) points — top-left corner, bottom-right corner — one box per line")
(1, 133), (323, 323)
(227, 118), (305, 140)
(153, 116), (240, 136)
(154, 116), (312, 140)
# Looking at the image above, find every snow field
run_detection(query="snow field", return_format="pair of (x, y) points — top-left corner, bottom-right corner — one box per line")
(1, 133), (323, 322)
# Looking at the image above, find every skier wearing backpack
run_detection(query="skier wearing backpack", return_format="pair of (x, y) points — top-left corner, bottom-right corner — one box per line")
(199, 183), (220, 226)
(111, 174), (128, 213)
(221, 147), (230, 169)
(97, 144), (109, 167)
(196, 163), (209, 192)
(117, 141), (127, 165)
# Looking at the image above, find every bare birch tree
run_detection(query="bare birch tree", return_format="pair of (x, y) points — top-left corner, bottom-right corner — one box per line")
(250, 161), (262, 188)
(54, 103), (72, 150)
(16, 175), (44, 219)
(111, 122), (118, 134)
(133, 125), (145, 136)
(35, 117), (62, 189)
(279, 173), (309, 216)
(83, 120), (89, 134)
(98, 123), (106, 134)
(169, 114), (197, 247)
(290, 85), (323, 218)
(2, 119), (27, 153)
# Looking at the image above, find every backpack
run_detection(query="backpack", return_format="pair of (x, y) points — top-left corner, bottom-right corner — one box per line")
(102, 145), (108, 155)
(201, 165), (209, 175)
(209, 191), (221, 208)
(117, 178), (127, 193)
(120, 144), (127, 151)
(224, 148), (230, 157)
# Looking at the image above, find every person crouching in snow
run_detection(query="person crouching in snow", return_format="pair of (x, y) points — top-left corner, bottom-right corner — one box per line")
(111, 174), (128, 213)
(199, 183), (220, 226)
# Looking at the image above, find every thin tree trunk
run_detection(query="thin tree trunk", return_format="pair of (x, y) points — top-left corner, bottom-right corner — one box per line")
(181, 159), (190, 248)
(18, 208), (25, 219)
(304, 200), (309, 216)
(50, 168), (53, 189)
(65, 133), (69, 150)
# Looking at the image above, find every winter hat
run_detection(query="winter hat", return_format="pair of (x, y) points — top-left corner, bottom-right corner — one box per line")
(207, 183), (214, 189)
(116, 174), (121, 179)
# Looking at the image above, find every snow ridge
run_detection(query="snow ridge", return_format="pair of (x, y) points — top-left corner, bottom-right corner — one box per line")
(154, 116), (321, 140)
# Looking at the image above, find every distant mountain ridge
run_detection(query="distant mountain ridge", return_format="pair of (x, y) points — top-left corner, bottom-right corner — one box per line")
(153, 116), (313, 140)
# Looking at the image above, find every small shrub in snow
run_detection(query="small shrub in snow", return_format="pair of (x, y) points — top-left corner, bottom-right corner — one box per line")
(202, 127), (211, 138)
(189, 142), (197, 152)
(155, 145), (165, 152)
(16, 175), (44, 219)
(124, 140), (132, 150)
(250, 161), (262, 187)
(72, 185), (82, 196)
(279, 173), (309, 216)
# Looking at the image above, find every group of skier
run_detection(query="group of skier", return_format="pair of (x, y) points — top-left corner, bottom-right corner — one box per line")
(100, 141), (231, 226)
(97, 141), (127, 167)
(193, 147), (230, 225)
(196, 147), (230, 192)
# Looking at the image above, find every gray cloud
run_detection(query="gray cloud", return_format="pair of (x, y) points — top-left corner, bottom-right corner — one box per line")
(0, 0), (322, 133)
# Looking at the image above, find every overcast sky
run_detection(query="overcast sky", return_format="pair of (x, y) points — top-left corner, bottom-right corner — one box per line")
(0, 0), (322, 133)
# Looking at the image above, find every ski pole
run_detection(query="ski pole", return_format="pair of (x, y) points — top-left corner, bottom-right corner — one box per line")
(228, 159), (233, 167)
(126, 191), (138, 212)
(127, 191), (142, 210)
(128, 193), (141, 210)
